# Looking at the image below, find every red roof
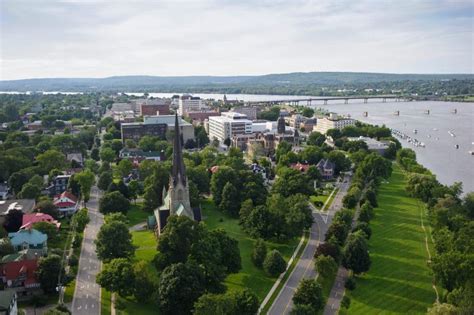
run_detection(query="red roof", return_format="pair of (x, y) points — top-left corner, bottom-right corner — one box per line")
(290, 162), (310, 172)
(58, 191), (78, 202)
(1, 259), (39, 286)
(21, 213), (61, 230)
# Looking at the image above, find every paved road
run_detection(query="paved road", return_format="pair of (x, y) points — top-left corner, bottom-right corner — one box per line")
(268, 176), (351, 315)
(324, 180), (364, 315)
(72, 186), (103, 315)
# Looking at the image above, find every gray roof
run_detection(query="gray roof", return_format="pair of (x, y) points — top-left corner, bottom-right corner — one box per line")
(0, 199), (36, 215)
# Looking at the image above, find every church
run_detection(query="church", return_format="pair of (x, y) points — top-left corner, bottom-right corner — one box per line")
(153, 113), (201, 236)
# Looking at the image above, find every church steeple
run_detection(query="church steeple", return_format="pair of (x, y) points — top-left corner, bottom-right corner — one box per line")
(171, 113), (187, 186)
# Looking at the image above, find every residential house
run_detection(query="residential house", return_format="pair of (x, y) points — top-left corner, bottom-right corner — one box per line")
(316, 159), (336, 180)
(8, 229), (48, 255)
(53, 191), (79, 216)
(20, 213), (60, 230)
(66, 153), (84, 167)
(119, 148), (164, 163)
(0, 200), (36, 227)
(48, 175), (71, 197)
(290, 162), (311, 173)
(0, 290), (18, 315)
(0, 250), (42, 295)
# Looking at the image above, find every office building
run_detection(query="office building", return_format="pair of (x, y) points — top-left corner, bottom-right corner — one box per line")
(178, 95), (205, 115)
(208, 112), (252, 143)
(121, 115), (194, 143)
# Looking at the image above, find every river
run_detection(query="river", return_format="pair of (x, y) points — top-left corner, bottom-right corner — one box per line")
(320, 101), (474, 194)
(2, 91), (472, 193)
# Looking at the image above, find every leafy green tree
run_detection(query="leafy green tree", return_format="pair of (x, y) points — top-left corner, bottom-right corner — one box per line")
(158, 262), (205, 315)
(263, 250), (287, 277)
(133, 261), (156, 303)
(315, 255), (338, 278)
(128, 180), (140, 203)
(300, 146), (323, 164)
(193, 293), (235, 315)
(233, 289), (259, 315)
(275, 141), (292, 163)
(239, 199), (254, 226)
(96, 258), (135, 297)
(75, 169), (95, 203)
(210, 166), (237, 205)
(117, 159), (133, 177)
(315, 239), (341, 262)
(155, 216), (205, 269)
(293, 278), (323, 311)
(301, 107), (314, 118)
(187, 166), (210, 194)
(138, 135), (156, 151)
(210, 229), (241, 273)
(272, 167), (313, 197)
(358, 202), (374, 223)
(142, 185), (160, 212)
(37, 149), (66, 172)
(32, 221), (58, 243)
(0, 238), (14, 257)
(353, 222), (372, 239)
(431, 250), (473, 291)
(95, 221), (135, 261)
(71, 208), (90, 232)
(99, 191), (130, 214)
(290, 304), (317, 315)
(427, 303), (459, 315)
(100, 147), (116, 163)
(37, 254), (64, 293)
(18, 182), (41, 199)
(328, 150), (351, 174)
(342, 231), (371, 274)
(243, 205), (275, 239)
(219, 182), (240, 217)
(252, 238), (267, 268)
(104, 212), (129, 225)
(97, 171), (113, 191)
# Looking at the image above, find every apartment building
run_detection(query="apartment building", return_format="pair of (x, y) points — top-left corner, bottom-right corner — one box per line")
(314, 113), (356, 134)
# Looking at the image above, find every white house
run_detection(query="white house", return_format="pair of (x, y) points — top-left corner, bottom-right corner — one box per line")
(53, 191), (79, 216)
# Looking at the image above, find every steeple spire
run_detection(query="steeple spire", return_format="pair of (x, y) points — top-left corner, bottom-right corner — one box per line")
(172, 113), (186, 186)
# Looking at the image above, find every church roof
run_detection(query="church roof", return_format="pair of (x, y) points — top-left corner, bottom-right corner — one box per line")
(172, 113), (187, 186)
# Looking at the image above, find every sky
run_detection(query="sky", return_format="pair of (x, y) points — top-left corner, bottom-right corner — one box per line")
(0, 0), (473, 80)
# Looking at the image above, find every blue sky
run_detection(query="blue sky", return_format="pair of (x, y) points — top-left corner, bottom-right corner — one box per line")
(0, 0), (472, 80)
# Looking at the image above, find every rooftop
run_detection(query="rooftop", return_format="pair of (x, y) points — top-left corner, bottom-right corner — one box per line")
(0, 199), (36, 215)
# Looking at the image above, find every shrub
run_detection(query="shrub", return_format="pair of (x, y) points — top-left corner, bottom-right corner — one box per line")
(345, 276), (356, 290)
(251, 239), (267, 268)
(341, 295), (351, 308)
(263, 250), (287, 277)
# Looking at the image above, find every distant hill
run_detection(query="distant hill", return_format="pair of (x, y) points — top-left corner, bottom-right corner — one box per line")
(0, 72), (472, 93)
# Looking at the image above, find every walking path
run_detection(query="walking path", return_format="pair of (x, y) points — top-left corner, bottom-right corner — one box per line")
(71, 186), (103, 315)
(267, 176), (352, 314)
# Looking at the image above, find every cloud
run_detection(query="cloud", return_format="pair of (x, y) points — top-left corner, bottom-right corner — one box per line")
(0, 0), (472, 79)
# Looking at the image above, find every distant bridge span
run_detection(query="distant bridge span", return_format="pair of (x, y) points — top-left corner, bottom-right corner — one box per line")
(244, 95), (415, 106)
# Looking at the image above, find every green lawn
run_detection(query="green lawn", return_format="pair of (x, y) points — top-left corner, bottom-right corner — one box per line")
(101, 288), (112, 315)
(109, 198), (300, 314)
(346, 164), (436, 314)
(126, 203), (149, 227)
(201, 199), (299, 300)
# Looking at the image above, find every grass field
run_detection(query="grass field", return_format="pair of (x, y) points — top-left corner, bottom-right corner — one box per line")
(346, 164), (436, 314)
(201, 199), (300, 300)
(126, 203), (149, 227)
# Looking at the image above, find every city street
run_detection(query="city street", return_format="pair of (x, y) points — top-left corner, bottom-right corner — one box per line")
(71, 186), (103, 315)
(268, 176), (351, 314)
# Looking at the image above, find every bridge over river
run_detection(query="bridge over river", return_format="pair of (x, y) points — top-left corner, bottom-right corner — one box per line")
(244, 95), (415, 106)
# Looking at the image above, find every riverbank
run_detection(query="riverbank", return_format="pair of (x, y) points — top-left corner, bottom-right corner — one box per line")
(344, 164), (437, 314)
